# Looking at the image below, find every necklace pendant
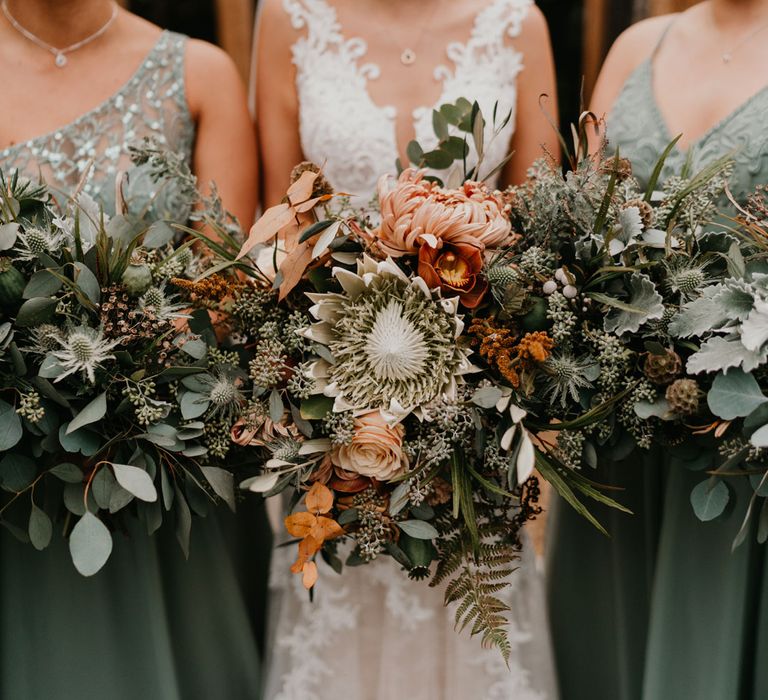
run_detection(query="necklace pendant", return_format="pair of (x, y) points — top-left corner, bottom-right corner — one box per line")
(722, 52), (732, 64)
(54, 52), (67, 68)
(401, 48), (416, 66)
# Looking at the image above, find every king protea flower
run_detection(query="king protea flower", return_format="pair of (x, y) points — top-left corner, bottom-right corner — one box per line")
(301, 255), (474, 420)
(375, 168), (513, 257)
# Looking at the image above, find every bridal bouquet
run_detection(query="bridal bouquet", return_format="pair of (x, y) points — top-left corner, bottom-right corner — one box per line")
(0, 153), (238, 575)
(190, 102), (624, 657)
(506, 123), (767, 544)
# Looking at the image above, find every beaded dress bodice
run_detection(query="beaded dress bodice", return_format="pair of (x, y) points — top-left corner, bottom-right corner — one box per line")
(284, 0), (532, 199)
(0, 31), (194, 217)
(608, 59), (768, 202)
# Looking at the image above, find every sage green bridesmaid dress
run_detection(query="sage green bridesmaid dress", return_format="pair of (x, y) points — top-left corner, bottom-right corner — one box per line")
(548, 23), (768, 700)
(0, 31), (268, 699)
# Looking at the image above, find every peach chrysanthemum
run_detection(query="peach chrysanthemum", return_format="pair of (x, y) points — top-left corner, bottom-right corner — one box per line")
(375, 169), (513, 257)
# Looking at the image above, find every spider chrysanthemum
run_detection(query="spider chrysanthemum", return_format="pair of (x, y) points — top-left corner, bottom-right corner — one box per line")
(302, 256), (474, 417)
(52, 325), (119, 383)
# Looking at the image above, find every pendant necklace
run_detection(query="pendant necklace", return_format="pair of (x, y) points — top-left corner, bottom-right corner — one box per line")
(1, 1), (119, 68)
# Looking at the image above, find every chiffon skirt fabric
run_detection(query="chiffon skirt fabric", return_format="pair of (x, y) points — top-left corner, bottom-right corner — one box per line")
(548, 448), (768, 700)
(0, 506), (269, 700)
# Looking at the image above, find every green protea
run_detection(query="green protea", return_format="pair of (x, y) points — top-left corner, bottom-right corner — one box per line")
(643, 349), (682, 386)
(666, 378), (704, 416)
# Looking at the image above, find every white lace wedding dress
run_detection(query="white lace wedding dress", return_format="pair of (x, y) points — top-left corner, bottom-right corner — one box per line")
(262, 1), (559, 698)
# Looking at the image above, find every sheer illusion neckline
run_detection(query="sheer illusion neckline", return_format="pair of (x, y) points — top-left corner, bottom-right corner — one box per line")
(0, 30), (171, 158)
(642, 57), (768, 154)
(315, 0), (510, 157)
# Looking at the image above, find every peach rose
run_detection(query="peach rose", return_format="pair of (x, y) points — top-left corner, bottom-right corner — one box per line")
(331, 411), (409, 481)
(375, 168), (513, 257)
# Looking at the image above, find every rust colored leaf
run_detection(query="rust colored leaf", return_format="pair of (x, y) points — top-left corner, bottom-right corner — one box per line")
(302, 560), (319, 589)
(237, 203), (295, 260)
(284, 511), (315, 538)
(287, 170), (319, 205)
(305, 482), (334, 514)
(278, 241), (314, 300)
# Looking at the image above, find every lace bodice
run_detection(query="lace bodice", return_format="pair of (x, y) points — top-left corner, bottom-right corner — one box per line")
(608, 59), (768, 202)
(0, 31), (194, 217)
(284, 0), (532, 199)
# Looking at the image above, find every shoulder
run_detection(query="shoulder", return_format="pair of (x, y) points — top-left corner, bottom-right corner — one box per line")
(184, 40), (247, 117)
(510, 4), (551, 52)
(604, 14), (677, 77)
(257, 0), (301, 38)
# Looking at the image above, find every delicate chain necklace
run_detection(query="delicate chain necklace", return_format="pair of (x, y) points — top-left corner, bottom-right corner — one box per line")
(718, 15), (768, 63)
(400, 1), (444, 66)
(1, 0), (119, 68)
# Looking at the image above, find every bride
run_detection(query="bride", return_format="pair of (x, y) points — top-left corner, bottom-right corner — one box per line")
(251, 1), (560, 698)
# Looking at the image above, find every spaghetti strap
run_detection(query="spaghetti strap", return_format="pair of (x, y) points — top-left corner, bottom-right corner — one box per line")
(651, 17), (677, 58)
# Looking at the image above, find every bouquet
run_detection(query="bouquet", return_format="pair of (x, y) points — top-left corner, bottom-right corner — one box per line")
(0, 148), (241, 575)
(188, 103), (627, 657)
(505, 120), (767, 544)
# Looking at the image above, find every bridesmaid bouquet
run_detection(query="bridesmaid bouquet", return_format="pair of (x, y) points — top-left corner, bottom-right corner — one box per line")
(506, 120), (767, 545)
(0, 155), (239, 576)
(190, 103), (626, 657)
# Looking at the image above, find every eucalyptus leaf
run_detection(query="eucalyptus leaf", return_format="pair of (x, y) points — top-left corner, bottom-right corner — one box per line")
(66, 392), (107, 434)
(398, 519), (439, 540)
(72, 262), (100, 304)
(269, 389), (284, 423)
(15, 297), (57, 327)
(0, 399), (23, 450)
(471, 386), (504, 409)
(0, 453), (36, 492)
(50, 462), (84, 483)
(58, 424), (102, 456)
(0, 222), (19, 250)
(28, 505), (53, 551)
(200, 466), (235, 512)
(180, 391), (209, 420)
(181, 338), (208, 360)
(240, 472), (280, 493)
(707, 370), (767, 420)
(174, 485), (192, 558)
(143, 220), (175, 248)
(38, 353), (65, 379)
(23, 269), (63, 299)
(750, 424), (768, 448)
(108, 484), (134, 514)
(91, 467), (116, 510)
(690, 479), (730, 522)
(69, 512), (113, 576)
(112, 463), (158, 502)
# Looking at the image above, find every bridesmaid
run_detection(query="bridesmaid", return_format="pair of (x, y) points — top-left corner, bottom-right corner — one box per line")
(549, 2), (768, 699)
(0, 1), (265, 698)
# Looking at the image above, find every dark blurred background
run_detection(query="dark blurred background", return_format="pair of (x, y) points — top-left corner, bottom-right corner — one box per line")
(121, 0), (700, 129)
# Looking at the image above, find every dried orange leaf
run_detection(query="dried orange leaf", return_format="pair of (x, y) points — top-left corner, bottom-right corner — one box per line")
(293, 196), (323, 214)
(278, 241), (314, 301)
(298, 533), (323, 558)
(312, 516), (344, 541)
(237, 203), (295, 260)
(305, 482), (334, 514)
(302, 561), (319, 589)
(284, 511), (315, 538)
(287, 170), (319, 205)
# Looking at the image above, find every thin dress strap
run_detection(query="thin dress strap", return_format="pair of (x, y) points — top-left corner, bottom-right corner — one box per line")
(651, 17), (677, 59)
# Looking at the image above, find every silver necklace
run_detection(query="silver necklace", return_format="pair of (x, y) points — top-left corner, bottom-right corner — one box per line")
(720, 18), (768, 63)
(400, 1), (443, 66)
(1, 1), (119, 68)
